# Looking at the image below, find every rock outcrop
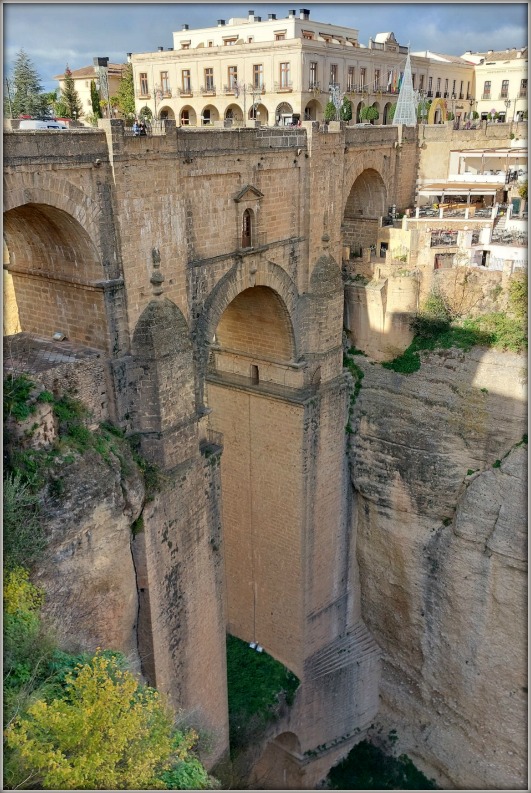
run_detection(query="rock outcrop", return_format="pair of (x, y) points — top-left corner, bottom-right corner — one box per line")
(349, 346), (527, 789)
(33, 441), (145, 668)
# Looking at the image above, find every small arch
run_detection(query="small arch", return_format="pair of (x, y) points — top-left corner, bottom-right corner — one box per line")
(158, 105), (175, 121)
(201, 104), (219, 125)
(356, 101), (365, 123)
(225, 103), (243, 125)
(180, 105), (197, 126)
(304, 99), (322, 121)
(382, 102), (393, 125)
(275, 101), (293, 125)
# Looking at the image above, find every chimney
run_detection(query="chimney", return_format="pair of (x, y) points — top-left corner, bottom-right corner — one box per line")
(182, 23), (189, 30)
(288, 9), (296, 18)
(158, 46), (164, 51)
(248, 9), (255, 21)
(126, 52), (132, 62)
(268, 13), (276, 20)
(217, 19), (225, 26)
(255, 16), (261, 22)
(299, 8), (310, 19)
(167, 47), (174, 51)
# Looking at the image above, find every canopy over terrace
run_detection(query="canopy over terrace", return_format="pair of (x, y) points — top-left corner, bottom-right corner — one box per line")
(417, 180), (505, 198)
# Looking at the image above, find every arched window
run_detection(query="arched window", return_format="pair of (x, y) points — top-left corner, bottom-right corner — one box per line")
(242, 208), (253, 248)
(180, 109), (190, 125)
(202, 108), (211, 125)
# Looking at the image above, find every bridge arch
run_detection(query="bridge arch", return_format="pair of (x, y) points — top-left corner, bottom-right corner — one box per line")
(250, 732), (303, 789)
(3, 202), (110, 350)
(342, 167), (388, 255)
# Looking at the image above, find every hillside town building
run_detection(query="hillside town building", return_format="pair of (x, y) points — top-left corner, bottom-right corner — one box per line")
(130, 8), (475, 126)
(462, 47), (527, 122)
(54, 61), (127, 118)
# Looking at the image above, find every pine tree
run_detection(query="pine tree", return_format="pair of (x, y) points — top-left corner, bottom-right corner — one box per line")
(9, 49), (49, 118)
(90, 80), (102, 118)
(114, 63), (135, 117)
(60, 65), (83, 119)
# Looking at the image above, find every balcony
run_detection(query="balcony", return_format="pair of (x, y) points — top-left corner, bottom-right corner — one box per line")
(135, 89), (150, 99)
(275, 81), (293, 92)
(178, 86), (194, 97)
(499, 93), (509, 100)
(200, 85), (217, 95)
(161, 89), (172, 99)
(223, 84), (238, 95)
(435, 91), (441, 98)
(250, 83), (266, 94)
(518, 89), (527, 98)
(308, 81), (321, 92)
(481, 93), (491, 100)
(427, 91), (433, 98)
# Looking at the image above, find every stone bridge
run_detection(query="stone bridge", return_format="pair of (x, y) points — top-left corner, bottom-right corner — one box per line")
(3, 120), (418, 786)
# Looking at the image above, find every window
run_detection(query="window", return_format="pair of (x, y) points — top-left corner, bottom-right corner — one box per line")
(207, 40), (213, 47)
(310, 61), (318, 88)
(180, 109), (190, 125)
(329, 64), (338, 85)
(181, 42), (190, 49)
(204, 68), (214, 91)
(160, 71), (170, 95)
(248, 37), (254, 43)
(501, 79), (509, 97)
(223, 37), (237, 45)
(520, 78), (527, 97)
(253, 63), (264, 89)
(228, 65), (238, 88)
(483, 80), (491, 98)
(182, 69), (191, 92)
(444, 78), (449, 94)
(275, 32), (286, 40)
(466, 81), (470, 98)
(280, 62), (291, 89)
(436, 77), (441, 94)
(202, 109), (211, 125)
(303, 31), (314, 40)
(412, 73), (416, 89)
(139, 72), (149, 95)
(452, 79), (456, 96)
(460, 80), (463, 96)
(360, 67), (366, 89)
(428, 76), (433, 92)
(242, 208), (253, 247)
(419, 74), (424, 90)
(347, 66), (354, 91)
(374, 69), (380, 90)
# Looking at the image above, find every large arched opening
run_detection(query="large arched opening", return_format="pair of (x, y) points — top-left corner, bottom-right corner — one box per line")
(205, 283), (305, 675)
(3, 203), (109, 350)
(304, 99), (322, 121)
(342, 168), (387, 256)
(250, 731), (304, 789)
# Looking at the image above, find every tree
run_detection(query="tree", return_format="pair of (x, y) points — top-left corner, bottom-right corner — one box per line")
(8, 49), (49, 118)
(114, 62), (135, 117)
(339, 96), (352, 122)
(59, 65), (83, 120)
(360, 105), (379, 124)
(388, 103), (397, 122)
(324, 100), (337, 122)
(5, 651), (211, 790)
(90, 80), (102, 118)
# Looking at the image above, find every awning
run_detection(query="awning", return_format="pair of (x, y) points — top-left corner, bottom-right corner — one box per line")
(417, 181), (504, 196)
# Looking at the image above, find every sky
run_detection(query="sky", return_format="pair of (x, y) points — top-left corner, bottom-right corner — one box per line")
(3, 1), (529, 93)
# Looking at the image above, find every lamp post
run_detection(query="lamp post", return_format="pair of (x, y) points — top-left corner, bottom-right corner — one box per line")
(468, 97), (474, 121)
(504, 97), (511, 123)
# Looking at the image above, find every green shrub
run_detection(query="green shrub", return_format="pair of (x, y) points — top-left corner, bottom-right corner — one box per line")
(3, 375), (35, 421)
(3, 472), (45, 569)
(326, 739), (438, 789)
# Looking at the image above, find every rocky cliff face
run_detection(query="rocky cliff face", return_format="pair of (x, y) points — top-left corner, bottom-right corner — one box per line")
(33, 441), (145, 668)
(349, 346), (527, 789)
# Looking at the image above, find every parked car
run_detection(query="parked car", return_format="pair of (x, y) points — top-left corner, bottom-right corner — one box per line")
(18, 119), (68, 130)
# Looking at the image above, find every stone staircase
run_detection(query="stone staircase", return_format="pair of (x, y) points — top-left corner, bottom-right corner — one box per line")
(305, 620), (381, 681)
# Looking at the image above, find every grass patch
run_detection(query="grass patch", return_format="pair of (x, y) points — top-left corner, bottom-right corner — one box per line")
(226, 634), (299, 752)
(326, 739), (438, 790)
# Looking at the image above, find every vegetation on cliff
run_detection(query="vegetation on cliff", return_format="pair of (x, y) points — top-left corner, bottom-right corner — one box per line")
(3, 378), (213, 790)
(325, 737), (438, 789)
(383, 274), (527, 374)
(226, 634), (299, 753)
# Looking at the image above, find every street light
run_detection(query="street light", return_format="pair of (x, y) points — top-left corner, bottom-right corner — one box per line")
(504, 97), (511, 122)
(468, 97), (475, 120)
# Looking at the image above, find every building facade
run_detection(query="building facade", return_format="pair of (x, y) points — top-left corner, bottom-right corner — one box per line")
(131, 8), (475, 126)
(54, 62), (127, 119)
(462, 47), (528, 122)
